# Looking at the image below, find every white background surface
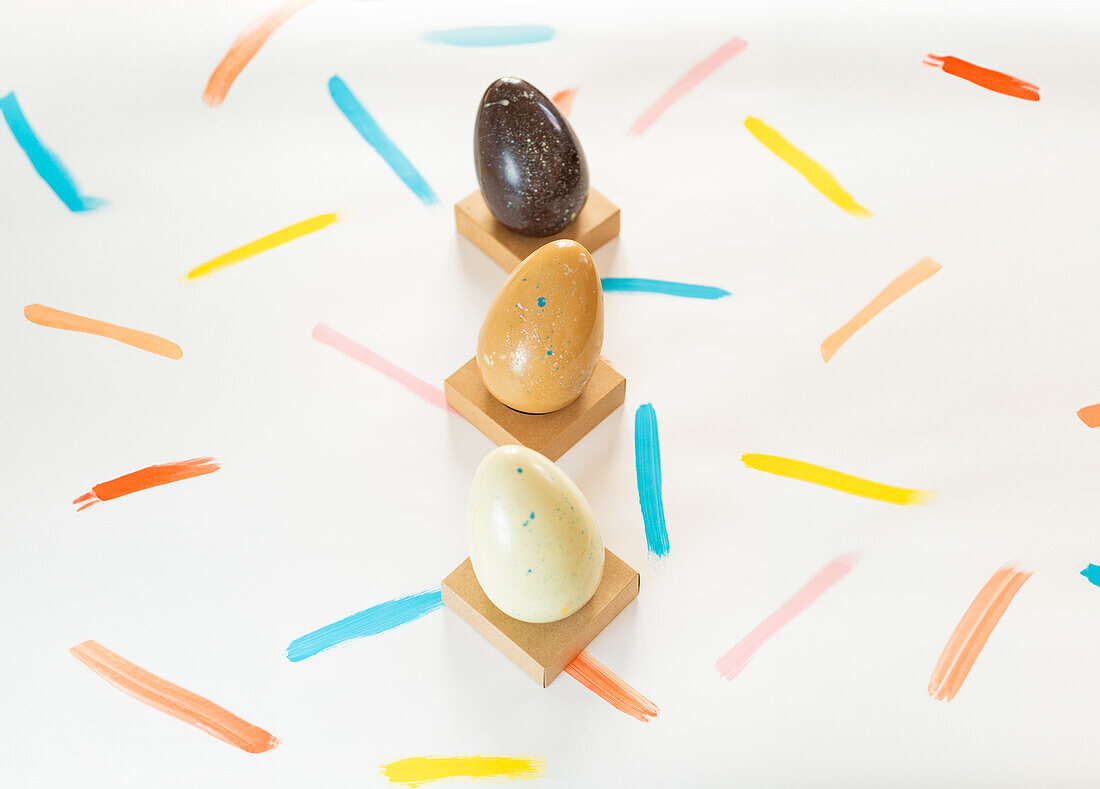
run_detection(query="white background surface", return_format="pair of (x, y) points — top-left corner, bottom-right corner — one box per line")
(3, 0), (1100, 785)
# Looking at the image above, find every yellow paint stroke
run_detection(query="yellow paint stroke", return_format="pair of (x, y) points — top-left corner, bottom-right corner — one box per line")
(744, 116), (871, 217)
(24, 304), (182, 359)
(821, 257), (942, 362)
(380, 756), (544, 787)
(184, 212), (338, 280)
(742, 453), (931, 505)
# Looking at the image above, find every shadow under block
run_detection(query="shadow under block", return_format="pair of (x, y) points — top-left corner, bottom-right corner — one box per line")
(442, 549), (640, 687)
(444, 358), (625, 462)
(455, 188), (620, 273)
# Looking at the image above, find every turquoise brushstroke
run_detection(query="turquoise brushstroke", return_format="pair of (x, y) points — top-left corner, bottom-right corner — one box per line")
(421, 25), (555, 47)
(327, 76), (438, 206)
(634, 403), (669, 558)
(602, 278), (730, 300)
(1082, 565), (1100, 587)
(0, 91), (104, 212)
(287, 588), (443, 661)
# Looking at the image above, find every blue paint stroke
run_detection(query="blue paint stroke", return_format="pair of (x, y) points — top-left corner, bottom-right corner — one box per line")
(1082, 564), (1100, 587)
(327, 76), (438, 206)
(0, 92), (104, 212)
(287, 588), (443, 662)
(634, 403), (669, 558)
(421, 25), (554, 47)
(602, 278), (730, 300)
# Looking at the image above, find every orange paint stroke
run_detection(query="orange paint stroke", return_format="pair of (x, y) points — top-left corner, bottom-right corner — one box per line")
(928, 564), (1032, 702)
(70, 640), (278, 753)
(924, 54), (1039, 101)
(203, 0), (314, 107)
(552, 87), (578, 117)
(564, 650), (659, 722)
(820, 258), (941, 362)
(73, 457), (220, 511)
(25, 304), (182, 360)
(1077, 403), (1100, 428)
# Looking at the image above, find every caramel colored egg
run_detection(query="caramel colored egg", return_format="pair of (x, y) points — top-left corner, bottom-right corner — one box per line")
(476, 240), (603, 414)
(468, 445), (605, 623)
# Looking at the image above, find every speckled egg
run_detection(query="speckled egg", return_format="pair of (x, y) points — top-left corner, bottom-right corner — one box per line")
(475, 77), (589, 237)
(468, 445), (604, 623)
(476, 239), (603, 414)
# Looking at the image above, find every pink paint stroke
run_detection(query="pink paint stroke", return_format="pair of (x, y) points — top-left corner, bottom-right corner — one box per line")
(630, 36), (748, 136)
(312, 322), (457, 414)
(716, 552), (858, 680)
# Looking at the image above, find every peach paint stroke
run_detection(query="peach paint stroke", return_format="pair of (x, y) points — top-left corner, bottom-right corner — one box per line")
(928, 563), (1033, 702)
(717, 552), (859, 680)
(630, 36), (748, 135)
(70, 640), (279, 753)
(380, 756), (544, 786)
(564, 650), (659, 722)
(203, 0), (314, 107)
(1077, 403), (1100, 428)
(820, 257), (942, 362)
(552, 88), (578, 117)
(74, 457), (220, 511)
(312, 322), (457, 414)
(25, 304), (182, 360)
(924, 54), (1039, 101)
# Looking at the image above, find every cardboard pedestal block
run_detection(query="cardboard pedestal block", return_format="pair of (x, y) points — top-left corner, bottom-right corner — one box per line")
(455, 188), (620, 273)
(441, 549), (640, 687)
(444, 357), (625, 462)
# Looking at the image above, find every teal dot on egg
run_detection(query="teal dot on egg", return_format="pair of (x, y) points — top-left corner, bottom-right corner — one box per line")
(538, 296), (546, 307)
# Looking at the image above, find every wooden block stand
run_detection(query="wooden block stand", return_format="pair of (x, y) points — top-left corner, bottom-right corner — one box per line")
(442, 549), (640, 687)
(444, 358), (625, 462)
(455, 188), (620, 273)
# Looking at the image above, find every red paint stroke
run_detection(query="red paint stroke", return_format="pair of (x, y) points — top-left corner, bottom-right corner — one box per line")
(552, 88), (578, 117)
(74, 458), (220, 511)
(716, 552), (858, 680)
(630, 36), (748, 135)
(203, 0), (314, 107)
(312, 322), (457, 414)
(564, 650), (659, 722)
(923, 54), (1039, 101)
(71, 640), (279, 753)
(1077, 403), (1100, 428)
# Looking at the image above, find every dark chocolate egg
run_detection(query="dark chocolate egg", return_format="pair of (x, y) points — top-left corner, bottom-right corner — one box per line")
(474, 77), (589, 237)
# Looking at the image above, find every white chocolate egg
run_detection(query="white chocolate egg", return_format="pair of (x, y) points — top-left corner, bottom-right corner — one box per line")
(467, 445), (604, 623)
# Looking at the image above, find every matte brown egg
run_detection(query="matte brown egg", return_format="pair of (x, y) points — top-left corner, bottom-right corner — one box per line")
(476, 240), (603, 414)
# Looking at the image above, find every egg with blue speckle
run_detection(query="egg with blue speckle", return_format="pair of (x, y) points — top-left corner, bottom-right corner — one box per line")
(468, 445), (604, 623)
(476, 239), (603, 414)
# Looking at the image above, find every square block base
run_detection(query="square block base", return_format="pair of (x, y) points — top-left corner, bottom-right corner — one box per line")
(455, 188), (620, 273)
(444, 357), (625, 462)
(442, 549), (640, 687)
